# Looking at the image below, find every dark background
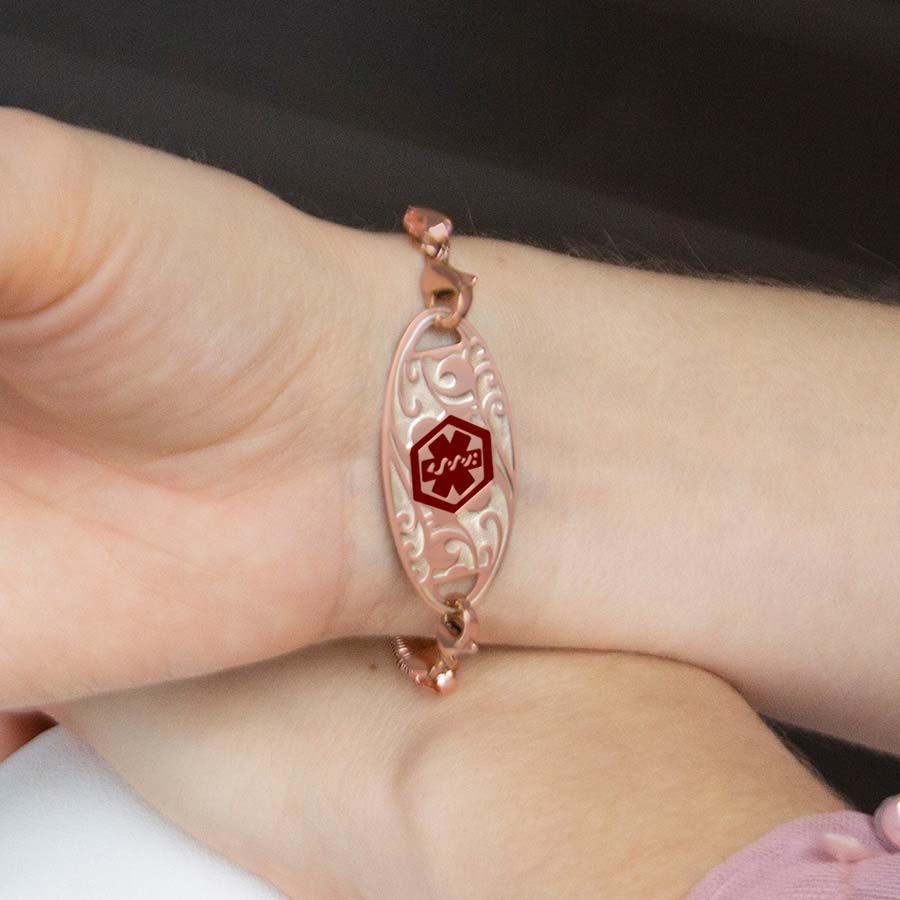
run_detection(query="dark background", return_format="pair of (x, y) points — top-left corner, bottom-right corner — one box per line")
(2, 0), (900, 809)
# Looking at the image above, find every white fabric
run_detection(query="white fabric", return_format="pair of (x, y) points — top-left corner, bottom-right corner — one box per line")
(0, 726), (283, 899)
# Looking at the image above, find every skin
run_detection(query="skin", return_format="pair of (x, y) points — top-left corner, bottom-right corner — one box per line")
(0, 110), (900, 750)
(0, 107), (881, 896)
(3, 109), (900, 752)
(53, 645), (845, 900)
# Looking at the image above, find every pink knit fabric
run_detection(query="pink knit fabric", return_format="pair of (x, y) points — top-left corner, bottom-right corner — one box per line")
(687, 812), (900, 899)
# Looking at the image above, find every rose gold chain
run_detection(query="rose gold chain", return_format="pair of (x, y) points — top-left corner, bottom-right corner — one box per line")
(383, 207), (517, 695)
(391, 598), (479, 695)
(402, 207), (476, 331)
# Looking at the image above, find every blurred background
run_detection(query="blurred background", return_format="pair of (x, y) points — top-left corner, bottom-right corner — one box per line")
(2, 0), (899, 809)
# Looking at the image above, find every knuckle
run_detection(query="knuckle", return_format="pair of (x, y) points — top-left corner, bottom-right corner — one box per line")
(0, 107), (98, 319)
(0, 107), (88, 196)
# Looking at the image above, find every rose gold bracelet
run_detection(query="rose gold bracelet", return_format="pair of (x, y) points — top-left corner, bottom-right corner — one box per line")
(381, 207), (517, 694)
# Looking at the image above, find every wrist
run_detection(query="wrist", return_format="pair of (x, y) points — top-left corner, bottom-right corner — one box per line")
(328, 224), (610, 645)
(56, 643), (842, 900)
(363, 649), (841, 900)
(329, 218), (900, 755)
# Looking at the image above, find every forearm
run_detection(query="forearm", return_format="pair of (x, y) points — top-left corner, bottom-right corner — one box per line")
(56, 644), (842, 900)
(339, 225), (900, 752)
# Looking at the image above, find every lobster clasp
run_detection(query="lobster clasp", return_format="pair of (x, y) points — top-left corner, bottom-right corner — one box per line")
(421, 257), (476, 330)
(403, 206), (476, 331)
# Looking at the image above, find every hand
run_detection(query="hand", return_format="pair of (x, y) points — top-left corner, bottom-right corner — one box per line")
(54, 642), (844, 900)
(0, 108), (608, 706)
(0, 108), (374, 704)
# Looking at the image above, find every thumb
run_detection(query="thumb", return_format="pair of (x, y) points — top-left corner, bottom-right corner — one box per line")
(0, 107), (354, 466)
(0, 109), (402, 707)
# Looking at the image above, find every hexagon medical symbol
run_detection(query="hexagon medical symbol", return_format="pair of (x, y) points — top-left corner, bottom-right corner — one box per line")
(410, 415), (494, 513)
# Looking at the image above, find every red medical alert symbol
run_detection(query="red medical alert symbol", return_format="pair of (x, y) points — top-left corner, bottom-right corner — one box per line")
(410, 415), (494, 513)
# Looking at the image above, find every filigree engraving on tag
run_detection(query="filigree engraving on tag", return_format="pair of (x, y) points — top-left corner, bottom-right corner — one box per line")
(382, 310), (517, 615)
